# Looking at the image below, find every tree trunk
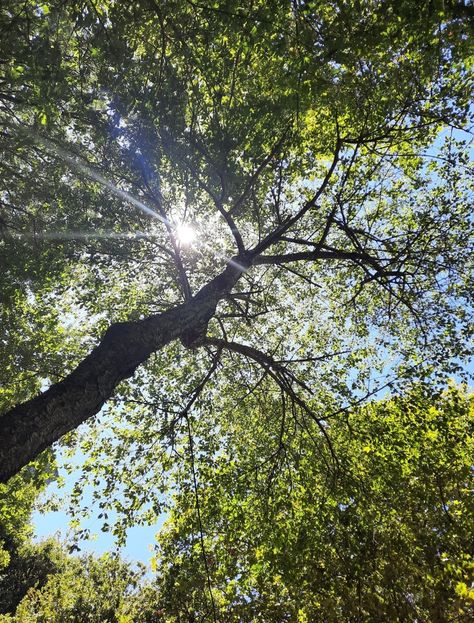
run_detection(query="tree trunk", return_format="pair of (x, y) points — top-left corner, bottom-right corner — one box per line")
(0, 259), (246, 483)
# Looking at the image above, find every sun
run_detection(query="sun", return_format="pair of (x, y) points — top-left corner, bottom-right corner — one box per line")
(176, 224), (196, 246)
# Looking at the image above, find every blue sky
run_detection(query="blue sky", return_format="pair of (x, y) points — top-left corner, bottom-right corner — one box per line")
(34, 506), (160, 566)
(32, 447), (165, 568)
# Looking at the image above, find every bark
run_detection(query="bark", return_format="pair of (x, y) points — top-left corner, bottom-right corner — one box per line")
(0, 258), (247, 483)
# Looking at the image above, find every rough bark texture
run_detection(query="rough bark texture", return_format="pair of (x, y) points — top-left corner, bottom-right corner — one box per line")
(0, 259), (246, 483)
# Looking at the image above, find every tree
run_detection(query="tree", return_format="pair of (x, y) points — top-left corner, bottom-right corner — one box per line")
(0, 551), (147, 623)
(151, 384), (474, 621)
(0, 461), (153, 622)
(0, 0), (472, 525)
(0, 452), (56, 613)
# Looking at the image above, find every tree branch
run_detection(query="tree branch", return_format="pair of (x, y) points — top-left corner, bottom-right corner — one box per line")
(138, 155), (193, 300)
(253, 248), (396, 275)
(229, 123), (291, 217)
(202, 336), (338, 467)
(250, 138), (342, 256)
(161, 130), (246, 253)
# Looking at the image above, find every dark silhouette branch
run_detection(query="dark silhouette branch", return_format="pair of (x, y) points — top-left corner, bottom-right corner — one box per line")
(251, 138), (342, 256)
(229, 123), (292, 217)
(202, 336), (338, 468)
(138, 156), (193, 300)
(253, 248), (400, 280)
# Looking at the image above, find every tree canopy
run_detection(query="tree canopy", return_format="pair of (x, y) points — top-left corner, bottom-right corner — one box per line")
(0, 464), (156, 622)
(152, 384), (474, 621)
(0, 385), (473, 622)
(0, 0), (473, 619)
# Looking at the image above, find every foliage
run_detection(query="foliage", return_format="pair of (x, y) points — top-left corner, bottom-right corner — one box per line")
(0, 466), (152, 622)
(1, 385), (472, 622)
(152, 384), (474, 621)
(0, 552), (148, 623)
(0, 451), (56, 611)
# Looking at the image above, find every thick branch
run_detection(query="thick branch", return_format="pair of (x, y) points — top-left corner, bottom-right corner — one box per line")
(253, 248), (393, 274)
(203, 337), (312, 395)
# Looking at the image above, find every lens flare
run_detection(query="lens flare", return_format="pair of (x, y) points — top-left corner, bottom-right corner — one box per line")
(176, 224), (196, 245)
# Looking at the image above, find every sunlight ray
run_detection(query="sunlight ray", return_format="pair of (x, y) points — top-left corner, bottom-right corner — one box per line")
(12, 230), (158, 241)
(6, 121), (170, 226)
